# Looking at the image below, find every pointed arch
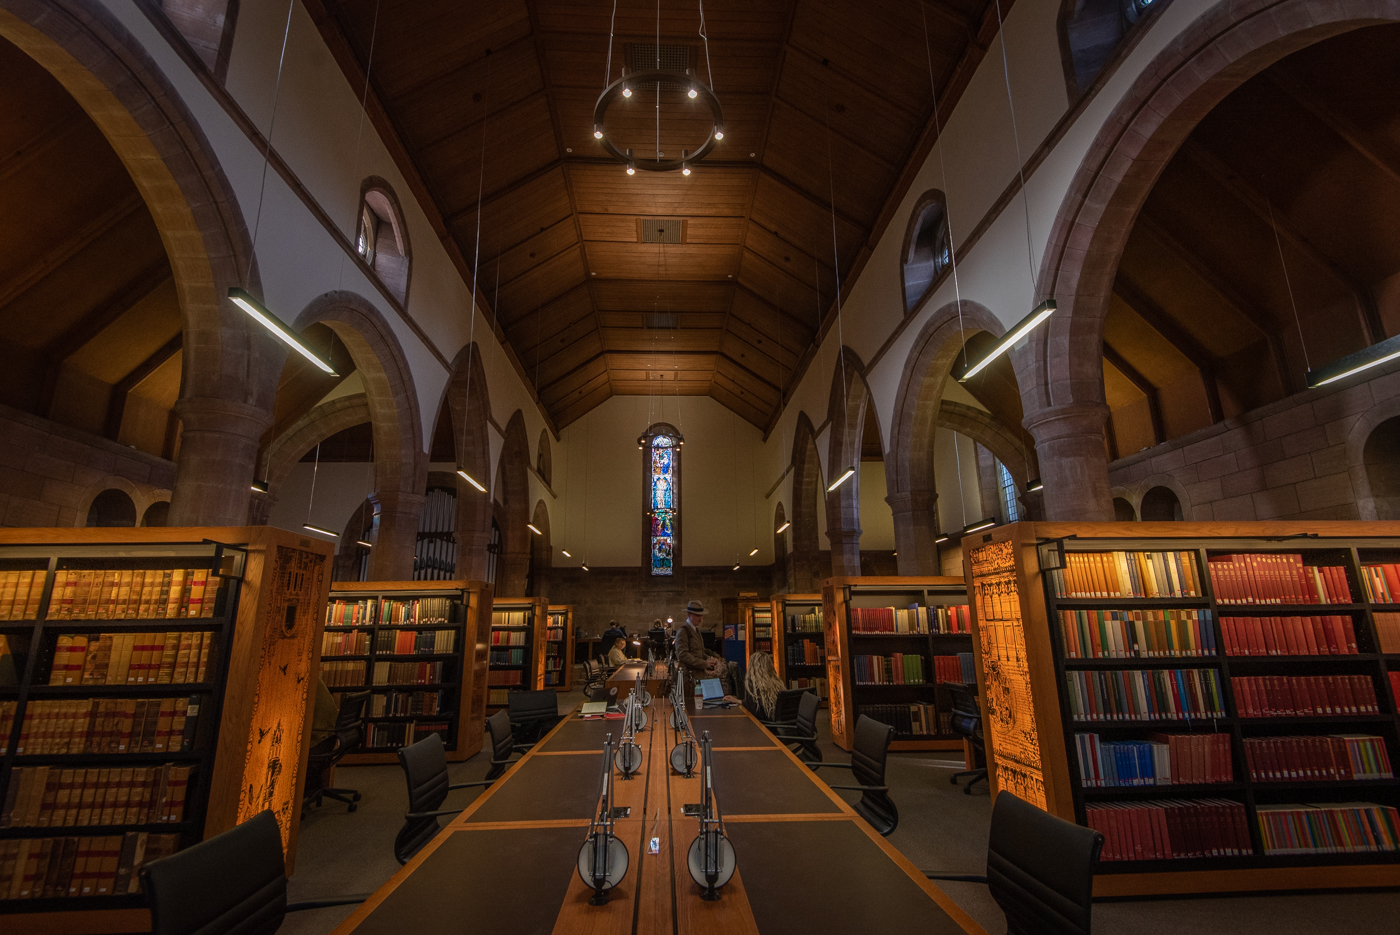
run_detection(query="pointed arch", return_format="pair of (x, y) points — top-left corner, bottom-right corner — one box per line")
(772, 501), (789, 593)
(790, 411), (822, 592)
(496, 409), (532, 596)
(825, 347), (871, 577)
(439, 342), (493, 581)
(529, 499), (551, 597)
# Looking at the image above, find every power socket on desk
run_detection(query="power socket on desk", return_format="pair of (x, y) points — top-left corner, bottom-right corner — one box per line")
(681, 803), (701, 817)
(610, 806), (631, 820)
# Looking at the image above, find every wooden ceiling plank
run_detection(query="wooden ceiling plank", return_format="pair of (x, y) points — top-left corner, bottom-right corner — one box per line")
(555, 382), (614, 429)
(1113, 273), (1224, 424)
(0, 192), (141, 309)
(708, 379), (770, 428)
(1101, 341), (1163, 445)
(1267, 72), (1400, 188)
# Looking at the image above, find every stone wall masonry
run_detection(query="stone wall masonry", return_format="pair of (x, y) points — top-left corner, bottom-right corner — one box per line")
(0, 403), (177, 527)
(1107, 358), (1400, 523)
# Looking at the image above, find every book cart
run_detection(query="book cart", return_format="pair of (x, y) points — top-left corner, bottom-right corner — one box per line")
(771, 594), (827, 704)
(0, 526), (333, 934)
(962, 521), (1400, 896)
(545, 606), (573, 691)
(822, 577), (974, 752)
(321, 581), (492, 765)
(487, 597), (548, 710)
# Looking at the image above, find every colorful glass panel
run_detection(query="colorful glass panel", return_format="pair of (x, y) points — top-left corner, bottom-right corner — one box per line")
(648, 432), (678, 576)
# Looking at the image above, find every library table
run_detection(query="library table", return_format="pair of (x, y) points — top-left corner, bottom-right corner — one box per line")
(330, 699), (987, 935)
(606, 659), (671, 698)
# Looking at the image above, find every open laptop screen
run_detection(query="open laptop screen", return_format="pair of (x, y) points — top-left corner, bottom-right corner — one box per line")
(699, 678), (724, 701)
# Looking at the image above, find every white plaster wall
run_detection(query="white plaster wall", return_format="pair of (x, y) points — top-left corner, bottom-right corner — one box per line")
(267, 461), (371, 539)
(858, 462), (894, 550)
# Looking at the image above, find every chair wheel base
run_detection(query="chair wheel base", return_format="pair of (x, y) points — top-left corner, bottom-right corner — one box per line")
(348, 803), (358, 812)
(352, 793), (362, 802)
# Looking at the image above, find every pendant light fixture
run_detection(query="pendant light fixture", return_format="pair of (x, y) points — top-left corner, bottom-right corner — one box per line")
(827, 467), (855, 492)
(775, 521), (791, 534)
(963, 518), (997, 534)
(528, 523), (543, 535)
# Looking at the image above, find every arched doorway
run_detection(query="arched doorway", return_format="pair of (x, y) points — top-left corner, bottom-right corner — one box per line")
(86, 488), (136, 527)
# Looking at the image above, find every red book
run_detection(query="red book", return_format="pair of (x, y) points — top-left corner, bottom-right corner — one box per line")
(1381, 563), (1400, 603)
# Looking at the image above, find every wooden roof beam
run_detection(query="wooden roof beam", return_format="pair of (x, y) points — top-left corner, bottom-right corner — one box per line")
(1112, 274), (1224, 424)
(1267, 72), (1400, 188)
(104, 333), (183, 441)
(0, 193), (143, 309)
(1102, 341), (1164, 445)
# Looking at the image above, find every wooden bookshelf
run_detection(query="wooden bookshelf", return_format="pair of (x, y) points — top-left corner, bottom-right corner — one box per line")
(0, 526), (333, 934)
(544, 606), (573, 691)
(822, 577), (973, 752)
(487, 596), (547, 708)
(745, 600), (775, 658)
(772, 594), (828, 705)
(962, 521), (1400, 896)
(321, 581), (491, 765)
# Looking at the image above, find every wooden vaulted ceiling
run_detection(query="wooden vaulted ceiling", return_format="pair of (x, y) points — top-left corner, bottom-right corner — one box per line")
(1102, 24), (1400, 459)
(306, 0), (1002, 429)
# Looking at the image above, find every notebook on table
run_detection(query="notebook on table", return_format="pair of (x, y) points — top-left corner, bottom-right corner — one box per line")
(580, 701), (608, 717)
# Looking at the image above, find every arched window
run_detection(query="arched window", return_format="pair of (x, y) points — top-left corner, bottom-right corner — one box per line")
(1057, 0), (1169, 99)
(356, 178), (412, 305)
(640, 423), (683, 576)
(537, 428), (553, 486)
(902, 191), (952, 312)
(486, 518), (502, 585)
(997, 462), (1020, 523)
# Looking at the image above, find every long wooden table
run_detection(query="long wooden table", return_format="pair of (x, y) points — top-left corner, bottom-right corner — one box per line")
(330, 697), (988, 935)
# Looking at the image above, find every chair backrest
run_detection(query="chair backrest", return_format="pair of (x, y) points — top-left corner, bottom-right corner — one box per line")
(946, 684), (983, 746)
(395, 733), (451, 863)
(334, 690), (371, 748)
(508, 688), (559, 722)
(142, 809), (287, 935)
(849, 715), (898, 835)
(795, 691), (820, 736)
(486, 709), (516, 763)
(770, 688), (805, 723)
(986, 792), (1103, 935)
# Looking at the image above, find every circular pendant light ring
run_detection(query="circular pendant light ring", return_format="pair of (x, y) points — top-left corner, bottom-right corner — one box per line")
(593, 69), (725, 173)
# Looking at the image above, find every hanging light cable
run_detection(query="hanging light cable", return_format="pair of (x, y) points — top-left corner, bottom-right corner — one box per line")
(457, 49), (492, 494)
(303, 441), (337, 539)
(823, 108), (855, 494)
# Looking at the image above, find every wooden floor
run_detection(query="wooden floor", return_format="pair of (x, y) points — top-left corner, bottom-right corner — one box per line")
(330, 698), (988, 935)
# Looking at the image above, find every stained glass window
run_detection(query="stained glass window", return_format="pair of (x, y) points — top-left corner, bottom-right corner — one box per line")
(641, 424), (682, 576)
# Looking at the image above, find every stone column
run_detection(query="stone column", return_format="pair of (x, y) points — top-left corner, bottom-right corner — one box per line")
(826, 527), (861, 578)
(169, 397), (271, 527)
(368, 489), (425, 580)
(887, 489), (939, 575)
(454, 482), (493, 581)
(247, 490), (275, 525)
(497, 550), (530, 597)
(1023, 402), (1114, 521)
(789, 547), (820, 593)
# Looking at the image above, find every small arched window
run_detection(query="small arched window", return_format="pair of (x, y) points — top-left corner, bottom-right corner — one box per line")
(997, 462), (1020, 523)
(537, 429), (553, 486)
(356, 178), (412, 305)
(640, 423), (683, 576)
(903, 191), (952, 313)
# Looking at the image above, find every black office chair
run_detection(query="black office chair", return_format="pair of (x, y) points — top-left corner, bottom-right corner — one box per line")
(508, 689), (562, 744)
(394, 733), (494, 864)
(926, 791), (1103, 935)
(811, 714), (897, 835)
(303, 690), (369, 812)
(768, 690), (823, 765)
(142, 809), (367, 935)
(485, 709), (535, 781)
(946, 684), (987, 794)
(757, 688), (806, 729)
(581, 659), (605, 694)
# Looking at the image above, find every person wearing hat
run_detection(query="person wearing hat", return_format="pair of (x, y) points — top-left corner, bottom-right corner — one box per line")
(676, 599), (709, 680)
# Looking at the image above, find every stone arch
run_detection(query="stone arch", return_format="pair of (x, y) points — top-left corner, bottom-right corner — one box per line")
(790, 412), (822, 592)
(264, 394), (372, 495)
(438, 342), (493, 580)
(0, 0), (279, 526)
(141, 500), (170, 527)
(825, 347), (872, 577)
(885, 300), (1006, 573)
(357, 176), (412, 305)
(901, 189), (953, 315)
(1121, 472), (1195, 522)
(772, 501), (789, 594)
(529, 499), (551, 598)
(495, 409), (532, 596)
(1345, 394), (1400, 520)
(76, 475), (146, 527)
(1026, 0), (1400, 522)
(537, 428), (553, 486)
(292, 291), (424, 578)
(1140, 484), (1184, 522)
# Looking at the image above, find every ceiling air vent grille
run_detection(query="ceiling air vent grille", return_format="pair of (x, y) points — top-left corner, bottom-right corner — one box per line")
(646, 312), (678, 330)
(641, 219), (684, 244)
(627, 43), (692, 89)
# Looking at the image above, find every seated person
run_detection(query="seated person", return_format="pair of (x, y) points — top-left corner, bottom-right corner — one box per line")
(743, 651), (786, 721)
(702, 651), (741, 705)
(606, 636), (630, 668)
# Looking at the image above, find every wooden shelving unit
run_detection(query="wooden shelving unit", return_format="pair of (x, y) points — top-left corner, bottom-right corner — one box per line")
(772, 594), (827, 704)
(545, 605), (573, 691)
(745, 601), (774, 657)
(0, 526), (333, 934)
(962, 521), (1400, 897)
(487, 596), (547, 709)
(822, 577), (972, 752)
(321, 581), (491, 764)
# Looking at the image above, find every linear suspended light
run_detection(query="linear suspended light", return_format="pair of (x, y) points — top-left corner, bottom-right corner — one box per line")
(457, 469), (486, 492)
(935, 534), (950, 544)
(1306, 333), (1400, 388)
(732, 563), (740, 571)
(229, 288), (337, 375)
(581, 563), (590, 572)
(827, 467), (855, 492)
(250, 479), (269, 493)
(356, 539), (373, 548)
(963, 518), (997, 534)
(527, 524), (543, 535)
(749, 548), (759, 557)
(957, 300), (1056, 382)
(1027, 478), (1044, 492)
(303, 523), (339, 539)
(561, 549), (572, 558)
(775, 521), (791, 534)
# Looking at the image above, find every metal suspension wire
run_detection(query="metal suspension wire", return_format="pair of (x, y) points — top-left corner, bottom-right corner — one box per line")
(461, 50), (492, 483)
(824, 111), (852, 482)
(991, 0), (1039, 297)
(1267, 192), (1311, 371)
(245, 0), (297, 286)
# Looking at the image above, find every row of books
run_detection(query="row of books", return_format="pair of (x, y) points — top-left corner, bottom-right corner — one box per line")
(1392, 671), (1400, 701)
(1087, 799), (1250, 860)
(1, 764), (191, 828)
(17, 698), (197, 756)
(1376, 612), (1400, 652)
(325, 597), (457, 626)
(46, 568), (220, 621)
(1257, 803), (1400, 854)
(1074, 732), (1233, 787)
(367, 721), (449, 749)
(489, 648), (524, 666)
(0, 701), (14, 754)
(0, 832), (180, 899)
(321, 629), (368, 656)
(1207, 554), (1352, 605)
(1359, 563), (1400, 604)
(488, 670), (523, 687)
(492, 610), (530, 627)
(786, 639), (825, 666)
(544, 656), (564, 671)
(787, 611), (823, 633)
(487, 688), (516, 705)
(1064, 668), (1226, 721)
(372, 661), (444, 686)
(368, 690), (443, 717)
(1231, 675), (1380, 717)
(544, 671), (562, 686)
(489, 630), (527, 646)
(545, 627), (565, 640)
(49, 631), (215, 685)
(373, 629), (455, 654)
(0, 570), (44, 619)
(1058, 609), (1215, 659)
(1243, 735), (1392, 782)
(1050, 551), (1201, 599)
(0, 635), (13, 687)
(854, 653), (925, 685)
(932, 653), (976, 684)
(322, 660), (365, 687)
(1220, 615), (1358, 656)
(860, 702), (949, 737)
(849, 604), (972, 634)
(787, 677), (828, 698)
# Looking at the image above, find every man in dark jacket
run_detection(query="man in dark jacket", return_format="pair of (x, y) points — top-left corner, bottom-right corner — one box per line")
(676, 600), (708, 680)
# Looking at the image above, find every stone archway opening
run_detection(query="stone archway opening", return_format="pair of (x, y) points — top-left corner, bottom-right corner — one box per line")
(1363, 416), (1400, 520)
(87, 488), (137, 527)
(1140, 485), (1183, 521)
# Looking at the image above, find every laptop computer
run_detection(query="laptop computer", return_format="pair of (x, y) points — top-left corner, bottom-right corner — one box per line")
(580, 701), (608, 717)
(699, 678), (727, 706)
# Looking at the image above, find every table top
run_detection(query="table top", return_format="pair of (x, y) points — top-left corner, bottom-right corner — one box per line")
(331, 696), (987, 935)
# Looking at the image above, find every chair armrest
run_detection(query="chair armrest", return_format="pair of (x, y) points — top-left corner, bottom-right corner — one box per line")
(512, 743), (535, 752)
(286, 896), (370, 912)
(769, 729), (812, 740)
(404, 808), (465, 820)
(923, 873), (989, 884)
(828, 784), (889, 793)
(808, 762), (852, 770)
(448, 780), (494, 790)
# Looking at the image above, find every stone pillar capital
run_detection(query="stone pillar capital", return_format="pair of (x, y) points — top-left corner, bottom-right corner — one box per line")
(884, 489), (937, 514)
(169, 396), (274, 526)
(1022, 401), (1113, 521)
(173, 396), (273, 439)
(1022, 401), (1110, 441)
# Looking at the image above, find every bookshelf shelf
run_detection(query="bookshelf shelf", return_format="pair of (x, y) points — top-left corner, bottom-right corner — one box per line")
(773, 594), (827, 705)
(963, 521), (1400, 896)
(822, 578), (973, 751)
(487, 596), (548, 708)
(323, 581), (492, 766)
(544, 606), (573, 691)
